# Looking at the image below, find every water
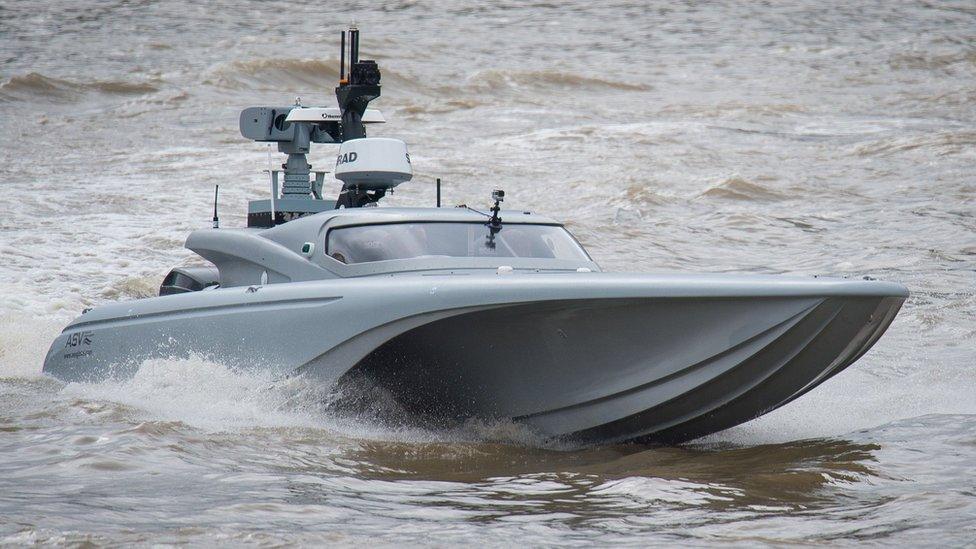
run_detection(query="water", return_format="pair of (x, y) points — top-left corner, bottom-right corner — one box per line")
(1, 0), (975, 544)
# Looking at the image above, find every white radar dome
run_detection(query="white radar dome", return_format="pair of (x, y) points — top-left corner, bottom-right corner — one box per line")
(334, 138), (412, 190)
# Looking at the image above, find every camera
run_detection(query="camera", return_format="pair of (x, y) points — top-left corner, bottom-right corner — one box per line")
(351, 60), (381, 86)
(492, 189), (505, 202)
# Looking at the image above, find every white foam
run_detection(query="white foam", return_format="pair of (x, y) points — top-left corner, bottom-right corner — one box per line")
(60, 356), (333, 431)
(700, 357), (976, 445)
(55, 357), (469, 444)
(50, 355), (557, 447)
(0, 312), (65, 379)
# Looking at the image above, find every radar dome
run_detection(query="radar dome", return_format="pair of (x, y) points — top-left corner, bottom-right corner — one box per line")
(334, 138), (412, 191)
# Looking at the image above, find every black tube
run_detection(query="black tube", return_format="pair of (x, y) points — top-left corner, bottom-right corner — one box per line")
(351, 29), (359, 65)
(212, 184), (220, 228)
(340, 31), (346, 81)
(436, 178), (441, 207)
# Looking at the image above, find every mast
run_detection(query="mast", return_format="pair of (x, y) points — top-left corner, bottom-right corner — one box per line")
(238, 27), (401, 220)
(335, 26), (381, 142)
(334, 26), (385, 207)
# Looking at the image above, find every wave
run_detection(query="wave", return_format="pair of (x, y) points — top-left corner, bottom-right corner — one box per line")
(50, 355), (551, 446)
(464, 68), (650, 92)
(888, 50), (976, 71)
(658, 101), (807, 118)
(854, 131), (976, 157)
(0, 72), (159, 103)
(498, 122), (684, 150)
(204, 58), (341, 91)
(204, 56), (421, 96)
(621, 183), (668, 207)
(0, 313), (65, 379)
(698, 176), (787, 201)
(397, 98), (485, 116)
(59, 357), (335, 431)
(202, 60), (647, 99)
(100, 275), (162, 301)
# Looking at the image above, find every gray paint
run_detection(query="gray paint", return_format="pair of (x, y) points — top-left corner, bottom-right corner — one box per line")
(42, 206), (908, 444)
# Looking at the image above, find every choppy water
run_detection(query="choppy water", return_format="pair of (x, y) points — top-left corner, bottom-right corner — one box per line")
(2, 0), (975, 545)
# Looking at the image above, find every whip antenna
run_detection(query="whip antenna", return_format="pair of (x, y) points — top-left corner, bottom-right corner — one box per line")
(340, 30), (346, 82)
(212, 185), (220, 228)
(267, 144), (277, 227)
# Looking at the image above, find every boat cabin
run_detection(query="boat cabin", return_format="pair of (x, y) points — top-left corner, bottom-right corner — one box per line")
(164, 208), (599, 294)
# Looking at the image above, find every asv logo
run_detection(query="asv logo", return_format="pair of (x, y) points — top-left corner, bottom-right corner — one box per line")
(336, 152), (358, 165)
(64, 331), (94, 349)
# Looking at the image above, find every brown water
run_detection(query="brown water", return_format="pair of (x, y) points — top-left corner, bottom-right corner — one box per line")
(2, 0), (975, 545)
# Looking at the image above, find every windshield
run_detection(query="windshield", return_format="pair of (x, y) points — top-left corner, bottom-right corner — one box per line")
(327, 222), (590, 264)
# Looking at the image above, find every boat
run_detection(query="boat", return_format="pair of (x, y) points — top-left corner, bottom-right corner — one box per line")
(42, 28), (908, 445)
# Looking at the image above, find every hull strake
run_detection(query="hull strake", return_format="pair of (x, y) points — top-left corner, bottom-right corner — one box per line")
(340, 295), (904, 444)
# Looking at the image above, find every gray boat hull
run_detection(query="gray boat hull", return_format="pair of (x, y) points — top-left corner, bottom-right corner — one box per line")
(43, 272), (906, 444)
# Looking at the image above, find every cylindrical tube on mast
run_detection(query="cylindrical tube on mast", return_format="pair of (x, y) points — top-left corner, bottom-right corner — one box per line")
(351, 28), (359, 65)
(339, 30), (346, 81)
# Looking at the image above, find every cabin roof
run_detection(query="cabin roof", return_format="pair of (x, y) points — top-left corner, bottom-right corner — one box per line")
(279, 206), (561, 230)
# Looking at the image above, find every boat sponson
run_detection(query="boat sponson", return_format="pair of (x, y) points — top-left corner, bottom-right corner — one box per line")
(341, 294), (904, 444)
(577, 296), (904, 444)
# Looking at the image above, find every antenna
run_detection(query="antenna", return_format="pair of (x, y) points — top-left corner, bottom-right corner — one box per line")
(350, 26), (359, 65)
(267, 144), (277, 227)
(212, 184), (220, 228)
(340, 30), (346, 82)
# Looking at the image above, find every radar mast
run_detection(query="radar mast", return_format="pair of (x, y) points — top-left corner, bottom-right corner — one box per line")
(237, 27), (410, 225)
